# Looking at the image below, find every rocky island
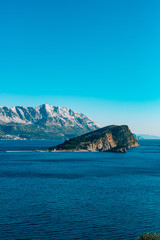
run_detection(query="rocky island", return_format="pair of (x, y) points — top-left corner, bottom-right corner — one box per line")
(50, 125), (139, 153)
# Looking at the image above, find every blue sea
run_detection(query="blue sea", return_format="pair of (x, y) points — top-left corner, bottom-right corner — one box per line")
(0, 140), (160, 240)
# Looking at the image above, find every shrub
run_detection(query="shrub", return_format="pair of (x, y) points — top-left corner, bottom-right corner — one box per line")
(136, 232), (160, 240)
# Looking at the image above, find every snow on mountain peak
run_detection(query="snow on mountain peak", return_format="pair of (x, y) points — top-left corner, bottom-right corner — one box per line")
(0, 104), (101, 131)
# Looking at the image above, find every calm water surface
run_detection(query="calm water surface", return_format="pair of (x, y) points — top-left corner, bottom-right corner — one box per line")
(0, 140), (160, 240)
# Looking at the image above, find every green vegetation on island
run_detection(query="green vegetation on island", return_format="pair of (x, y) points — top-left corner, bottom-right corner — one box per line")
(50, 125), (139, 153)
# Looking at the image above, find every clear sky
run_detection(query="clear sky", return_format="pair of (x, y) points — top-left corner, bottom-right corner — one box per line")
(0, 0), (160, 135)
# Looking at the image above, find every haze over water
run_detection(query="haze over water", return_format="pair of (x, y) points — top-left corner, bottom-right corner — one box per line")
(0, 140), (160, 240)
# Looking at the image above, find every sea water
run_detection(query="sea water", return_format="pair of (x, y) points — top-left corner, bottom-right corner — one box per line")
(0, 140), (160, 240)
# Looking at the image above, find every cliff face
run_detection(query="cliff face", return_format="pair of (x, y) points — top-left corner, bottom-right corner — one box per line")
(50, 125), (139, 153)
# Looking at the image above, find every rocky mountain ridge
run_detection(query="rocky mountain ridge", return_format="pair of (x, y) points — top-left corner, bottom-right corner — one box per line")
(0, 104), (101, 140)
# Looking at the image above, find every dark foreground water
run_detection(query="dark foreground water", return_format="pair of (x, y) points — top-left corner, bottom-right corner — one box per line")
(0, 140), (160, 240)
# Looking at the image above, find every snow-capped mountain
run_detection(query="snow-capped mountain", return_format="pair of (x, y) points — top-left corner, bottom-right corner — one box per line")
(0, 104), (101, 140)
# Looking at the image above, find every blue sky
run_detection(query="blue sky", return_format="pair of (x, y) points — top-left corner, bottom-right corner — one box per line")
(0, 0), (160, 135)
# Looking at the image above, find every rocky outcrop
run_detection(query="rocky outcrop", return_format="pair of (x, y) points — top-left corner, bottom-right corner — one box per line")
(50, 125), (139, 153)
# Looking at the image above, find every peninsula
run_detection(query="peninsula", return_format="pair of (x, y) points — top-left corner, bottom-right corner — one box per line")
(49, 125), (139, 153)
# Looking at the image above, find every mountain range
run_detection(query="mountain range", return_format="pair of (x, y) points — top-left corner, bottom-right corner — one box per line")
(0, 104), (101, 140)
(136, 134), (160, 140)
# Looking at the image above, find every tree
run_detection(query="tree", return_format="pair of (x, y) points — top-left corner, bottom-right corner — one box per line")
(136, 232), (160, 240)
